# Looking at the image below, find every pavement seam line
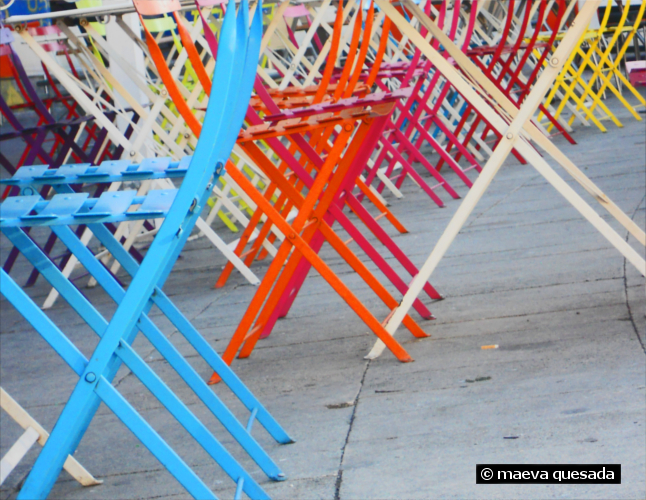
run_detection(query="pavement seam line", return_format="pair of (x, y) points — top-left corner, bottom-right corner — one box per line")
(623, 194), (646, 355)
(334, 359), (371, 500)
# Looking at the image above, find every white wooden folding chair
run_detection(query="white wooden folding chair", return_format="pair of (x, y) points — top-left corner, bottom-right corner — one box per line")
(366, 0), (646, 359)
(1, 387), (102, 487)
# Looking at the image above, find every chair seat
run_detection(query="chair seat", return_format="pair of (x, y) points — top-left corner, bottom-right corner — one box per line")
(1, 157), (191, 188)
(0, 189), (182, 227)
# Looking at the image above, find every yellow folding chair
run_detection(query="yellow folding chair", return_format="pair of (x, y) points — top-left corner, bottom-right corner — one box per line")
(540, 0), (646, 133)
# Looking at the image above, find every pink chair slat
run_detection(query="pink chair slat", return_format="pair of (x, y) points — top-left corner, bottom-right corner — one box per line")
(132, 0), (181, 16)
(40, 41), (68, 53)
(27, 25), (62, 36)
(363, 0), (483, 205)
(194, 0), (221, 55)
(283, 5), (311, 18)
(282, 2), (323, 51)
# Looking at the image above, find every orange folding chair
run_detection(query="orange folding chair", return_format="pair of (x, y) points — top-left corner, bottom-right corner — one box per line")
(206, 2), (451, 381)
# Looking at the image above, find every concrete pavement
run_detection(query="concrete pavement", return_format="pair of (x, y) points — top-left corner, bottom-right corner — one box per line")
(1, 95), (644, 499)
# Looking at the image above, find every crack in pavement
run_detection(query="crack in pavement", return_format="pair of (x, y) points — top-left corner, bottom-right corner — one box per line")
(335, 359), (371, 500)
(623, 195), (645, 355)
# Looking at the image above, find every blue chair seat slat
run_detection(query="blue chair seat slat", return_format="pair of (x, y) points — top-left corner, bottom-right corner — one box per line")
(125, 190), (177, 218)
(76, 160), (131, 180)
(1, 161), (187, 187)
(2, 165), (50, 185)
(166, 155), (192, 174)
(74, 190), (138, 219)
(117, 171), (186, 182)
(0, 164), (90, 186)
(0, 195), (43, 220)
(20, 193), (89, 222)
(123, 157), (174, 177)
(0, 197), (154, 227)
(144, 157), (174, 172)
(39, 164), (93, 181)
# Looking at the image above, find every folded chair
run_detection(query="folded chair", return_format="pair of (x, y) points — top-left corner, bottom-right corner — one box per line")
(541, 0), (646, 133)
(393, 0), (529, 172)
(254, 2), (323, 87)
(0, 3), (293, 498)
(214, 1), (439, 292)
(463, 0), (577, 149)
(468, 0), (578, 143)
(365, 0), (646, 359)
(143, 0), (423, 296)
(259, 0), (336, 90)
(0, 29), (116, 177)
(361, 0), (483, 207)
(205, 3), (451, 382)
(77, 5), (263, 238)
(251, 0), (414, 228)
(375, 3), (493, 151)
(0, 27), (144, 296)
(10, 20), (179, 291)
(12, 13), (265, 294)
(1, 387), (102, 487)
(255, 0), (430, 205)
(417, 0), (577, 181)
(126, 0), (283, 276)
(0, 23), (122, 182)
(341, 1), (508, 205)
(209, 90), (433, 379)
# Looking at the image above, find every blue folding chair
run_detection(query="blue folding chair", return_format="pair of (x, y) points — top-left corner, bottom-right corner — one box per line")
(0, 1), (293, 498)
